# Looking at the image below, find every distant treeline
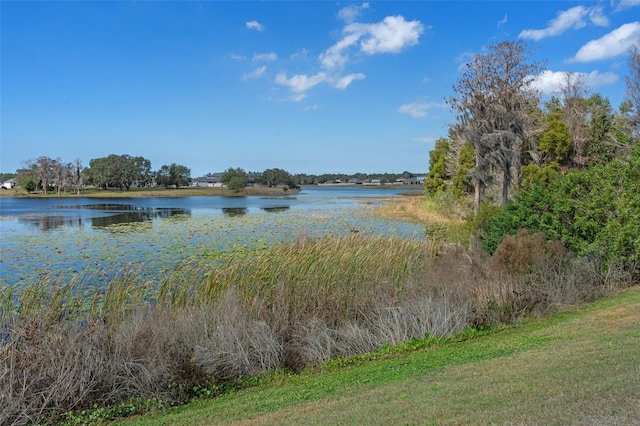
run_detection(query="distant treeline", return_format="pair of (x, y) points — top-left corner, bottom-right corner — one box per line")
(3, 154), (423, 194)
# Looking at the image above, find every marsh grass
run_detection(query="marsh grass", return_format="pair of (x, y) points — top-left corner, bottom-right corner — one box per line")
(370, 195), (465, 225)
(0, 232), (634, 425)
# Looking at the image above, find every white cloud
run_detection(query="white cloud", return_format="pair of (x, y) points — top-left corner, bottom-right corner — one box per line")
(319, 33), (361, 69)
(304, 104), (319, 111)
(230, 54), (246, 61)
(253, 52), (277, 62)
(352, 16), (424, 55)
(246, 20), (264, 31)
(275, 72), (327, 94)
(291, 93), (308, 102)
(423, 76), (430, 83)
(334, 73), (366, 89)
(274, 71), (365, 98)
(532, 70), (571, 94)
(277, 11), (423, 101)
(588, 7), (609, 26)
(242, 66), (267, 81)
(497, 14), (508, 28)
(586, 70), (619, 86)
(519, 6), (609, 41)
(616, 0), (640, 11)
(320, 15), (424, 70)
(338, 2), (369, 23)
(290, 48), (310, 60)
(398, 101), (445, 118)
(532, 70), (619, 95)
(571, 22), (640, 62)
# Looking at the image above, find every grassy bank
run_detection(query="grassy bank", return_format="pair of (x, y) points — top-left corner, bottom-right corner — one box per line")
(112, 286), (640, 425)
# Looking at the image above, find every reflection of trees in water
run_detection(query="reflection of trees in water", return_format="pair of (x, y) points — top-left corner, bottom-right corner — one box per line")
(17, 207), (191, 231)
(92, 208), (191, 229)
(261, 206), (290, 213)
(18, 215), (85, 231)
(222, 207), (247, 217)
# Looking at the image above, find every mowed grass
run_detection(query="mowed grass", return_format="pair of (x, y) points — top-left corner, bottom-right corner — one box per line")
(113, 287), (640, 426)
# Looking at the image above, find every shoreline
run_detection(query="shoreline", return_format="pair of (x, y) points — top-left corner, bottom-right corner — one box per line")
(0, 184), (424, 199)
(0, 185), (300, 198)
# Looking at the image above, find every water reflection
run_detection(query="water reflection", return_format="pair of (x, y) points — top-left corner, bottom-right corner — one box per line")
(222, 207), (247, 217)
(91, 208), (191, 229)
(18, 214), (86, 231)
(59, 203), (141, 212)
(18, 204), (191, 231)
(261, 206), (290, 213)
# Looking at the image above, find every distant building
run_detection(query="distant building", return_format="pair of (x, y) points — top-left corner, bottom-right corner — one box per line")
(1, 179), (16, 189)
(191, 174), (224, 187)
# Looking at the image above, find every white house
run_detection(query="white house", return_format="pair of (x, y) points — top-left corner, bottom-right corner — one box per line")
(1, 179), (16, 189)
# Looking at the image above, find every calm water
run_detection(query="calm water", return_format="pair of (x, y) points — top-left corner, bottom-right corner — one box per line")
(0, 187), (424, 287)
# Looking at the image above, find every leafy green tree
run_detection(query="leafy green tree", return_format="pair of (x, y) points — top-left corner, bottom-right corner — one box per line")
(260, 168), (294, 188)
(584, 94), (619, 165)
(424, 138), (450, 195)
(24, 179), (37, 193)
(118, 155), (152, 190)
(452, 143), (474, 197)
(85, 154), (152, 190)
(221, 167), (248, 192)
(15, 168), (35, 188)
(538, 111), (571, 164)
(156, 163), (191, 188)
(520, 162), (559, 188)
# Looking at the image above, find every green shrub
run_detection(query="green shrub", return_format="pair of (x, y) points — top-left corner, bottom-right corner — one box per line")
(483, 143), (640, 275)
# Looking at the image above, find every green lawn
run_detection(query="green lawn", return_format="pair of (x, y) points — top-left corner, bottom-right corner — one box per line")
(112, 286), (640, 425)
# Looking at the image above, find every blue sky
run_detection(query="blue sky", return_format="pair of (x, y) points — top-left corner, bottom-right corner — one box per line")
(2, 1), (639, 177)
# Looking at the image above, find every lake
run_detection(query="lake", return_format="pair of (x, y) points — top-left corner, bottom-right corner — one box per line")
(0, 186), (425, 288)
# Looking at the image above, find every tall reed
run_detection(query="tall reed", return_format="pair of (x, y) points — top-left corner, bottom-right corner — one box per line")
(1, 232), (632, 425)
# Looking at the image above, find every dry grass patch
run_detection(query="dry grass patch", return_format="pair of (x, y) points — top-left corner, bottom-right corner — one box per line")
(369, 196), (464, 225)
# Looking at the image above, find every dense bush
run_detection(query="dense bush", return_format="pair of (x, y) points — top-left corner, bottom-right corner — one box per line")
(483, 143), (640, 276)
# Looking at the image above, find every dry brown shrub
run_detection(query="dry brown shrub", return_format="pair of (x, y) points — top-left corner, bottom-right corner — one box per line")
(193, 290), (283, 382)
(0, 322), (112, 426)
(491, 229), (571, 275)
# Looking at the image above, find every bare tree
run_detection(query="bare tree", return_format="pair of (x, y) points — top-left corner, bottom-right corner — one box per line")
(626, 37), (640, 135)
(74, 159), (83, 195)
(26, 156), (54, 194)
(449, 40), (544, 211)
(559, 72), (590, 167)
(51, 157), (70, 195)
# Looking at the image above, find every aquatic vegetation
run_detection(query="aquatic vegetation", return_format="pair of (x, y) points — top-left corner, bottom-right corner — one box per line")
(0, 201), (424, 289)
